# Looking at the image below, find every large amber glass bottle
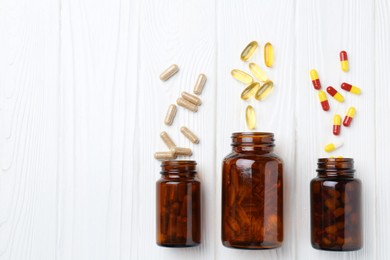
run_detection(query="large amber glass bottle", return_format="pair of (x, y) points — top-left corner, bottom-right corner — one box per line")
(221, 132), (283, 249)
(311, 158), (362, 251)
(156, 160), (201, 247)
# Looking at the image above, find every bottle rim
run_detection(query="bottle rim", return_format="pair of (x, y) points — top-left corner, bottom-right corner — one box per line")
(231, 132), (275, 148)
(160, 160), (197, 175)
(317, 158), (355, 176)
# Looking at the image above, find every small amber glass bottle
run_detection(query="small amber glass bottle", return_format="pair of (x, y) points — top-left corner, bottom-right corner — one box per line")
(311, 158), (362, 251)
(156, 160), (201, 247)
(221, 132), (283, 249)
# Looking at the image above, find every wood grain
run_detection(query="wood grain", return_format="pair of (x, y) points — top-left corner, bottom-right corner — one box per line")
(0, 0), (389, 259)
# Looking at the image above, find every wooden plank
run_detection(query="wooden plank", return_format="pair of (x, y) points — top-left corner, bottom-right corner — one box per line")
(135, 0), (217, 259)
(59, 0), (131, 259)
(375, 1), (390, 259)
(216, 0), (296, 259)
(295, 0), (376, 259)
(0, 0), (59, 259)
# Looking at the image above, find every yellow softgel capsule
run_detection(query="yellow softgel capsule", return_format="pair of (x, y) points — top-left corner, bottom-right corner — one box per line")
(231, 69), (254, 84)
(264, 42), (274, 67)
(241, 82), (260, 100)
(240, 41), (258, 61)
(255, 80), (274, 101)
(249, 62), (268, 82)
(324, 141), (344, 153)
(246, 105), (256, 130)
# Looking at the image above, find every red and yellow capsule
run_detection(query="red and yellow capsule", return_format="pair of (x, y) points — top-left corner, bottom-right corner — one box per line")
(333, 114), (342, 135)
(326, 86), (344, 103)
(318, 90), (330, 111)
(340, 51), (349, 72)
(310, 69), (321, 90)
(341, 82), (361, 95)
(343, 107), (356, 127)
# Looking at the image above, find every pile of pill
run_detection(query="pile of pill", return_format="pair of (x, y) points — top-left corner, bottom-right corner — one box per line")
(155, 65), (206, 160)
(310, 51), (362, 155)
(231, 41), (275, 130)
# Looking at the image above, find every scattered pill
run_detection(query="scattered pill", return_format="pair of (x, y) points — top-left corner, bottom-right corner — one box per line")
(181, 91), (202, 106)
(326, 86), (345, 103)
(343, 107), (356, 127)
(264, 42), (274, 67)
(180, 126), (199, 144)
(177, 97), (198, 112)
(193, 74), (207, 95)
(310, 69), (321, 90)
(341, 82), (361, 95)
(240, 41), (258, 61)
(249, 62), (268, 82)
(160, 64), (179, 81)
(245, 105), (256, 130)
(340, 51), (349, 72)
(241, 82), (260, 100)
(173, 147), (192, 156)
(154, 151), (177, 160)
(160, 131), (176, 150)
(333, 114), (342, 136)
(324, 141), (344, 153)
(231, 69), (254, 84)
(255, 80), (274, 101)
(318, 90), (330, 111)
(164, 104), (177, 126)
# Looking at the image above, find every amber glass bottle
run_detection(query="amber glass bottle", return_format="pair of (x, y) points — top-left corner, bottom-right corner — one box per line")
(311, 158), (362, 251)
(221, 132), (283, 249)
(156, 160), (201, 247)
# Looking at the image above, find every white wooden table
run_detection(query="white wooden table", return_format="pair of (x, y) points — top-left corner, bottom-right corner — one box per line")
(1, 0), (389, 259)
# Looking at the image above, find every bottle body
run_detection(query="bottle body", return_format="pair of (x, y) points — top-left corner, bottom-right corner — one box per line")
(311, 158), (362, 251)
(156, 161), (201, 247)
(221, 132), (283, 249)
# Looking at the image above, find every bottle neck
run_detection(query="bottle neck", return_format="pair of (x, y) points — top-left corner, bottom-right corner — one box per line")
(160, 160), (197, 180)
(316, 158), (355, 178)
(231, 132), (275, 153)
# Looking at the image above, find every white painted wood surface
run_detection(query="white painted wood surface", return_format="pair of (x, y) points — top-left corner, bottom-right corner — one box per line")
(0, 0), (389, 259)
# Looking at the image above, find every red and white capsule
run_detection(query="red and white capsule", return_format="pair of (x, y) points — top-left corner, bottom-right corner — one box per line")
(333, 114), (342, 136)
(310, 69), (321, 90)
(341, 82), (361, 95)
(340, 51), (349, 72)
(343, 107), (356, 127)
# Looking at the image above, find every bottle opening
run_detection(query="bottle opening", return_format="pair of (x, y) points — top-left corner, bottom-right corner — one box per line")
(231, 132), (275, 147)
(160, 160), (197, 174)
(317, 158), (355, 176)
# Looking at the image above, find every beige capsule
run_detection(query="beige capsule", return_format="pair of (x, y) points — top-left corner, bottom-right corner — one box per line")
(164, 104), (177, 126)
(154, 151), (177, 160)
(193, 74), (207, 95)
(181, 91), (202, 106)
(160, 131), (176, 150)
(160, 64), (179, 81)
(173, 147), (192, 156)
(177, 97), (198, 112)
(180, 126), (199, 144)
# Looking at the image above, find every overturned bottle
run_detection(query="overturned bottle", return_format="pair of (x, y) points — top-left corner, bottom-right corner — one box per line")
(311, 158), (363, 251)
(156, 160), (201, 247)
(221, 132), (283, 249)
